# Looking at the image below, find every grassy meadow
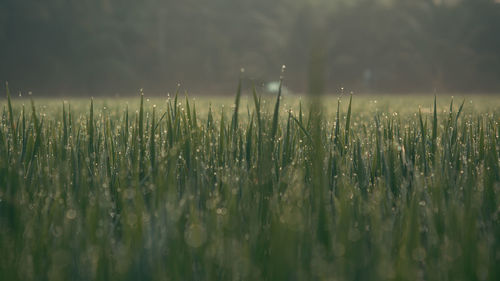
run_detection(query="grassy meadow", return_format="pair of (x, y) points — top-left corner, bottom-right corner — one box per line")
(1, 84), (499, 280)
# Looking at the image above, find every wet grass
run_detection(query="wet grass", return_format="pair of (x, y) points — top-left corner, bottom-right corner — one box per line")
(1, 84), (499, 280)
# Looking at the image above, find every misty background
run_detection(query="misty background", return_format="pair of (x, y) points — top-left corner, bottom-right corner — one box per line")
(1, 0), (500, 96)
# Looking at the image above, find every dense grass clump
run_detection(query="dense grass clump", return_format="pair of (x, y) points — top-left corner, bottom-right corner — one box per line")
(1, 85), (499, 280)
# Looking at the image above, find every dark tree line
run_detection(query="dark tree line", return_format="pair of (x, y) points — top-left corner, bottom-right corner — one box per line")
(1, 0), (499, 95)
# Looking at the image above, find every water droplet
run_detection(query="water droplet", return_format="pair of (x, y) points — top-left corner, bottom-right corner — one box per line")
(184, 224), (207, 248)
(216, 208), (227, 216)
(125, 189), (135, 199)
(52, 226), (62, 237)
(66, 209), (77, 220)
(333, 242), (345, 257)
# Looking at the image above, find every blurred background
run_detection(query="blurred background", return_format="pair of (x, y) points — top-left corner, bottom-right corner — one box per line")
(1, 0), (500, 96)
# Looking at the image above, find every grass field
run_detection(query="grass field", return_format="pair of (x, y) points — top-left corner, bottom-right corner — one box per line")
(1, 84), (499, 280)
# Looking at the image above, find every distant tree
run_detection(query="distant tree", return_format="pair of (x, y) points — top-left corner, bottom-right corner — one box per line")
(0, 0), (499, 94)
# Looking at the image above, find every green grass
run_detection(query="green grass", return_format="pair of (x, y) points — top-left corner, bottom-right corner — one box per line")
(1, 88), (499, 281)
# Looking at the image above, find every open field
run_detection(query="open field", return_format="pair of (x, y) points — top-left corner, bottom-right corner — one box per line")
(1, 88), (500, 280)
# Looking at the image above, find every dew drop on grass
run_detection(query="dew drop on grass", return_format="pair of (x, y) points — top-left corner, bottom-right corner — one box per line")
(216, 208), (227, 216)
(66, 209), (77, 220)
(184, 224), (207, 248)
(125, 189), (135, 199)
(52, 226), (62, 237)
(333, 242), (345, 257)
(127, 214), (138, 226)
